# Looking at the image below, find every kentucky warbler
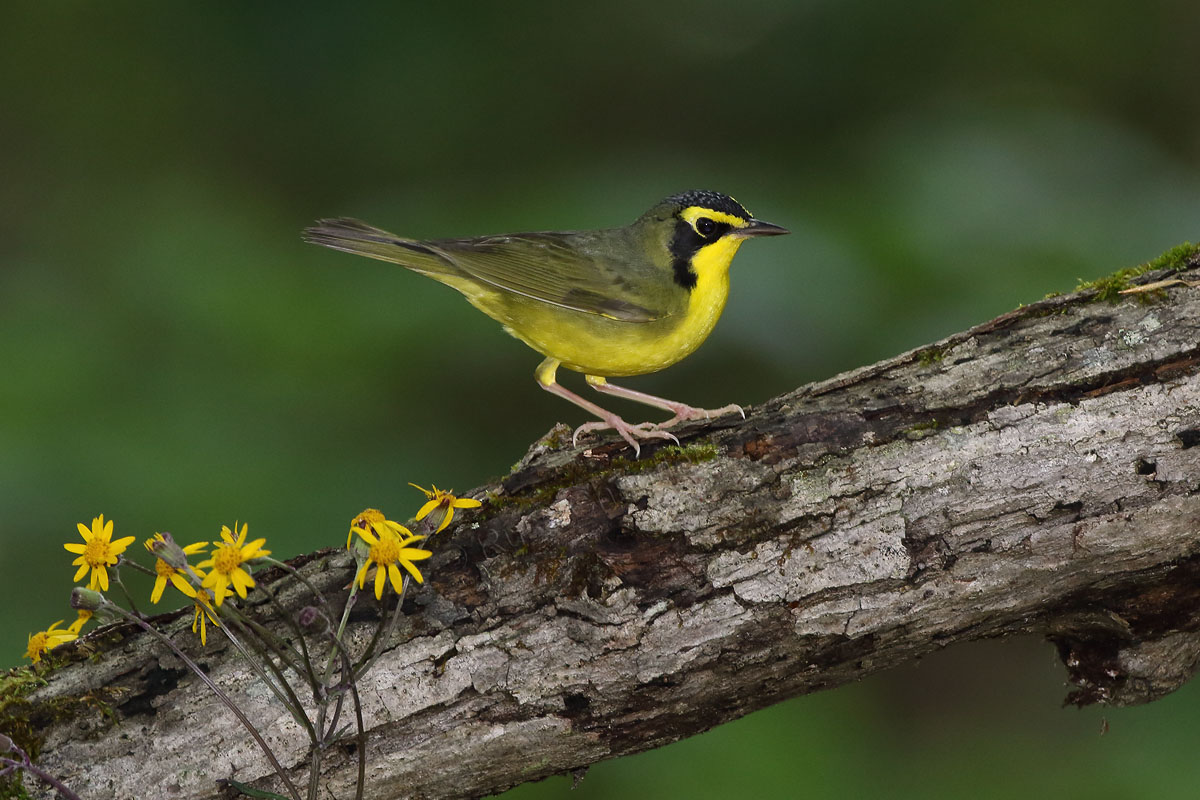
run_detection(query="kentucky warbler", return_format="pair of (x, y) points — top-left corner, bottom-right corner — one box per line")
(303, 190), (788, 455)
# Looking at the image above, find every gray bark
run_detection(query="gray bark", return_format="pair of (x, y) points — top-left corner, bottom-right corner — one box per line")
(13, 258), (1200, 799)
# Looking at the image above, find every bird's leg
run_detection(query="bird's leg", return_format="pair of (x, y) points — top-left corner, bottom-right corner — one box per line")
(584, 375), (745, 429)
(535, 359), (677, 457)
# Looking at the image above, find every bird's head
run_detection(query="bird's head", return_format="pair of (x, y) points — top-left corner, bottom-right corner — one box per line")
(639, 190), (789, 290)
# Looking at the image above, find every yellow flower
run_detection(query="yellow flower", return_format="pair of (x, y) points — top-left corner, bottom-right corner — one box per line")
(195, 522), (269, 606)
(347, 508), (410, 548)
(352, 519), (432, 599)
(191, 589), (220, 646)
(410, 483), (482, 533)
(64, 514), (136, 591)
(144, 533), (207, 603)
(67, 609), (93, 634)
(25, 620), (77, 663)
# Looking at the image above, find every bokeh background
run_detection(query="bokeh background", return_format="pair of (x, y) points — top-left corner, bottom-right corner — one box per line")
(3, 2), (1199, 797)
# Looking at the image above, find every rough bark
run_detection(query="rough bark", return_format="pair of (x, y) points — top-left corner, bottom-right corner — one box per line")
(11, 257), (1200, 799)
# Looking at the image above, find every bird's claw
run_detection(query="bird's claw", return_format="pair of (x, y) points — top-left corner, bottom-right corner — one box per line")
(572, 419), (679, 458)
(571, 401), (745, 456)
(655, 403), (745, 430)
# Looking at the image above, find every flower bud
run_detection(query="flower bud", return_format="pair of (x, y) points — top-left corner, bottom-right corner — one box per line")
(71, 587), (105, 611)
(144, 531), (191, 570)
(297, 606), (327, 632)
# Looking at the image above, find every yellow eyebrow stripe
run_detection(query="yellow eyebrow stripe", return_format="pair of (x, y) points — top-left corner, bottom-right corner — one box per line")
(679, 206), (750, 229)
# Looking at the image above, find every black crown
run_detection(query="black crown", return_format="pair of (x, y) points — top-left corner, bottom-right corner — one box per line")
(665, 190), (751, 220)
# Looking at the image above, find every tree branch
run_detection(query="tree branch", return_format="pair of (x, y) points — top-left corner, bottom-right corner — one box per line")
(14, 255), (1200, 799)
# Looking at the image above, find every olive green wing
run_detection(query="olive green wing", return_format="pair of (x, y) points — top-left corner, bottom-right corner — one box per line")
(304, 219), (671, 322)
(432, 231), (671, 323)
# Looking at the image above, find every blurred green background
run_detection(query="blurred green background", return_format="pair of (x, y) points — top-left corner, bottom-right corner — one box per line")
(3, 1), (1199, 797)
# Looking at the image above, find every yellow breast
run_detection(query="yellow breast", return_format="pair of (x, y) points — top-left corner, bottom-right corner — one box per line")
(495, 236), (743, 377)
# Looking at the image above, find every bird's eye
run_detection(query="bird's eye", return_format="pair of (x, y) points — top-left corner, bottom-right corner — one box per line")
(696, 217), (716, 236)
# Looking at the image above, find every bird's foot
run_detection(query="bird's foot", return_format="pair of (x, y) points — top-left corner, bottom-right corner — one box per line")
(572, 417), (679, 458)
(655, 402), (745, 430)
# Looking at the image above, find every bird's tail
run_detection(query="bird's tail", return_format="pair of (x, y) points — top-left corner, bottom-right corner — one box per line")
(302, 218), (456, 275)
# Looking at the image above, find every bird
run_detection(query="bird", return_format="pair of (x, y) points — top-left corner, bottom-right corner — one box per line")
(303, 190), (788, 455)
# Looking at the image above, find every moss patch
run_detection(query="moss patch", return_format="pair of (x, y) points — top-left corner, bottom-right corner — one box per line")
(903, 419), (940, 439)
(492, 441), (721, 515)
(611, 442), (721, 474)
(0, 665), (119, 784)
(0, 777), (33, 799)
(1075, 241), (1198, 302)
(916, 347), (946, 367)
(0, 669), (47, 761)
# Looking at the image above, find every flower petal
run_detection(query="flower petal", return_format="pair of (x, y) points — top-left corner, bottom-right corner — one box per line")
(193, 608), (207, 645)
(373, 564), (386, 599)
(64, 542), (87, 554)
(231, 568), (255, 597)
(72, 562), (89, 582)
(400, 547), (432, 562)
(77, 522), (92, 540)
(415, 498), (439, 521)
(387, 563), (405, 595)
(397, 558), (425, 584)
(170, 572), (198, 598)
(68, 611), (92, 634)
(384, 520), (411, 537)
(241, 538), (270, 559)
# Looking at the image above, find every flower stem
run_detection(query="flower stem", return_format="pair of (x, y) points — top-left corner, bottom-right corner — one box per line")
(322, 578), (359, 686)
(215, 604), (315, 741)
(110, 604), (303, 800)
(110, 568), (142, 616)
(353, 574), (408, 683)
(0, 751), (84, 800)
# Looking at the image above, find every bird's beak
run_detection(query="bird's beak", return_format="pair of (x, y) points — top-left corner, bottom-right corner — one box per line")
(736, 219), (790, 238)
